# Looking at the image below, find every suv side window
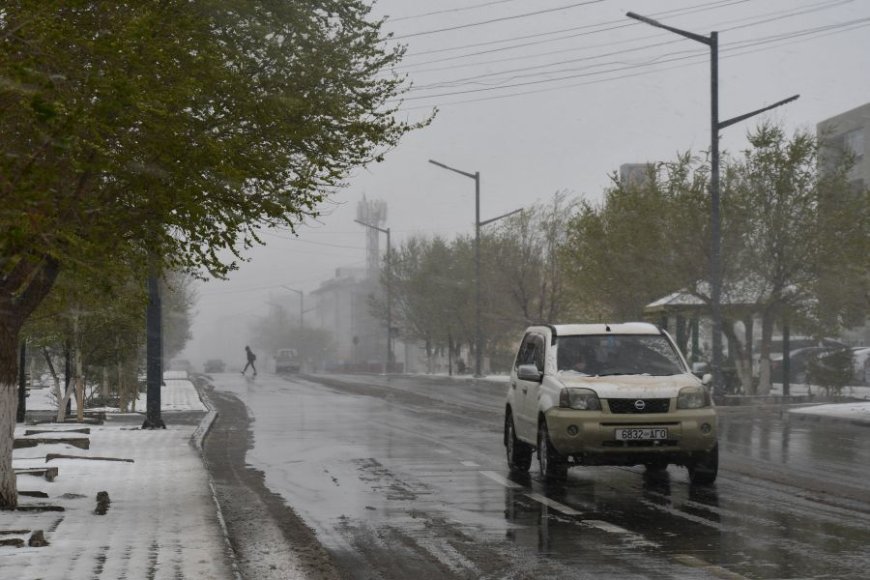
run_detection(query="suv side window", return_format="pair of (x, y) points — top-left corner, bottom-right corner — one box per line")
(515, 333), (545, 372)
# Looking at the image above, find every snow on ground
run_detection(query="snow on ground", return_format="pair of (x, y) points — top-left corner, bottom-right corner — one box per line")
(788, 399), (870, 424)
(767, 382), (870, 425)
(24, 377), (207, 413)
(2, 378), (234, 580)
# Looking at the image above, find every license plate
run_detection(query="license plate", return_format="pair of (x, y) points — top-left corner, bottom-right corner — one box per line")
(614, 428), (668, 441)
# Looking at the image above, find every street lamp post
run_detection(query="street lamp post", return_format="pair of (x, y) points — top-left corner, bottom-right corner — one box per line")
(429, 159), (523, 377)
(281, 285), (304, 330)
(354, 219), (392, 373)
(626, 11), (798, 395)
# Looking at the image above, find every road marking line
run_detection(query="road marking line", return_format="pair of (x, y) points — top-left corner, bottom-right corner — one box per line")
(460, 461), (480, 467)
(673, 554), (748, 580)
(525, 493), (583, 516)
(478, 471), (524, 489)
(583, 519), (632, 534)
(582, 519), (660, 548)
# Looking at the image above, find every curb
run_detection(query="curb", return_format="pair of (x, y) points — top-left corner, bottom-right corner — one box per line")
(191, 376), (244, 580)
(787, 408), (870, 428)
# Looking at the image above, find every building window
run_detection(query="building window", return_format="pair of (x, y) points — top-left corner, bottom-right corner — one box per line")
(844, 129), (864, 160)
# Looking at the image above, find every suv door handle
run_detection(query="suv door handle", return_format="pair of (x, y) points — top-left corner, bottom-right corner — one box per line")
(522, 387), (528, 394)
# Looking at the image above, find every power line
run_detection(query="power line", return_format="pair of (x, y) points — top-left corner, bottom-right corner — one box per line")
(391, 0), (604, 40)
(395, 0), (751, 62)
(398, 16), (870, 99)
(394, 16), (870, 109)
(388, 0), (526, 23)
(397, 0), (849, 74)
(409, 1), (855, 92)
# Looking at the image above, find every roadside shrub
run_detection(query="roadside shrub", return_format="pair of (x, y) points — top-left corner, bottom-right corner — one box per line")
(807, 348), (853, 396)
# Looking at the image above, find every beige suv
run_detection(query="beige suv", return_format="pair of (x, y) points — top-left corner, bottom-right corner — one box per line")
(504, 323), (718, 484)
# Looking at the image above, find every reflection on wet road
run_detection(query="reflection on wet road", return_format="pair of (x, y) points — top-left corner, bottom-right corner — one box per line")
(210, 373), (870, 579)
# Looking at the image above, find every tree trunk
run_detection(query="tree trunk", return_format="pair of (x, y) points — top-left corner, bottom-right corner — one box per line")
(74, 314), (84, 423)
(758, 309), (775, 395)
(721, 321), (749, 395)
(0, 255), (60, 508)
(447, 333), (453, 377)
(43, 347), (63, 406)
(0, 322), (23, 508)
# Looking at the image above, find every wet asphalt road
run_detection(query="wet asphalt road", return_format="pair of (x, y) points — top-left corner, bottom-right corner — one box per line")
(208, 372), (870, 580)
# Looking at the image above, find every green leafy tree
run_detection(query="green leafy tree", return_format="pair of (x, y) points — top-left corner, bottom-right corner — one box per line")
(0, 1), (423, 507)
(490, 191), (578, 324)
(561, 157), (711, 321)
(727, 123), (867, 393)
(162, 271), (197, 362)
(384, 236), (474, 373)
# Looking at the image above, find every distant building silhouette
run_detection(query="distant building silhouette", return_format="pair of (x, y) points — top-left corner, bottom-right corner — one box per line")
(619, 163), (656, 187)
(817, 101), (869, 191)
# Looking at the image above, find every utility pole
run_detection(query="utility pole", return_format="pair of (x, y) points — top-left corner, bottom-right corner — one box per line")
(354, 219), (392, 373)
(626, 11), (798, 395)
(143, 270), (165, 429)
(428, 159), (522, 377)
(281, 286), (304, 330)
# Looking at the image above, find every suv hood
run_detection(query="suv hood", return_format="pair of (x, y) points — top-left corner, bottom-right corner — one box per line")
(557, 373), (701, 399)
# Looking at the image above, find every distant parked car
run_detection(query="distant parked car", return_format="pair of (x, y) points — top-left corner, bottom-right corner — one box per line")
(275, 348), (301, 374)
(851, 347), (870, 385)
(770, 346), (840, 384)
(204, 359), (226, 373)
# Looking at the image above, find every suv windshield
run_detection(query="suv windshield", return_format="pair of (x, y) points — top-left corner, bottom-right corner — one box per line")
(556, 334), (685, 377)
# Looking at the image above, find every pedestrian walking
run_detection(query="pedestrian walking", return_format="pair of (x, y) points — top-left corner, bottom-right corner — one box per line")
(242, 345), (257, 376)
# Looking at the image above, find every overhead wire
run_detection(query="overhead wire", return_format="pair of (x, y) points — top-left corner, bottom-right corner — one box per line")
(392, 12), (870, 101)
(409, 0), (857, 92)
(394, 0), (752, 62)
(397, 0), (851, 75)
(391, 0), (604, 40)
(394, 16), (870, 110)
(387, 0), (526, 23)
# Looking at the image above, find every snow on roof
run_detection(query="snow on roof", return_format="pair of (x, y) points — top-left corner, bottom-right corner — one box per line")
(550, 322), (661, 336)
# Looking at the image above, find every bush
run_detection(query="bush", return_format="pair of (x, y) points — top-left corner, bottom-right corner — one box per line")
(807, 348), (853, 396)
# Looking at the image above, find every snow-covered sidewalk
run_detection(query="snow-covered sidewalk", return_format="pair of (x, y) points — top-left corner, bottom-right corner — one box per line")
(788, 400), (870, 425)
(2, 379), (235, 579)
(767, 382), (870, 425)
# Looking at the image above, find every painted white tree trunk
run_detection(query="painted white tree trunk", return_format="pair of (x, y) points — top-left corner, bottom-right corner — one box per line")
(75, 346), (84, 423)
(759, 358), (772, 396)
(0, 384), (19, 507)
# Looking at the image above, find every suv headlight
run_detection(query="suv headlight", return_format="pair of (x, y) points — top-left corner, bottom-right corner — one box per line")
(677, 386), (711, 409)
(559, 387), (601, 411)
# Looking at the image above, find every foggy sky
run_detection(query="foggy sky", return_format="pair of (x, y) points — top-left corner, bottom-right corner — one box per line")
(184, 0), (870, 366)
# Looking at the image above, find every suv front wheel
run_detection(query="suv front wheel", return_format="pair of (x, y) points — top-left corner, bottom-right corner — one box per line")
(538, 420), (568, 481)
(505, 412), (533, 473)
(687, 444), (719, 485)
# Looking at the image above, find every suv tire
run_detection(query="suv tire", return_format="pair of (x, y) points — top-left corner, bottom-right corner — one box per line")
(505, 413), (533, 473)
(537, 420), (568, 482)
(688, 444), (719, 485)
(644, 460), (668, 473)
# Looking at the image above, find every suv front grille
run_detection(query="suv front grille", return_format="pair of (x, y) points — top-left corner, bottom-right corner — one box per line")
(607, 398), (670, 414)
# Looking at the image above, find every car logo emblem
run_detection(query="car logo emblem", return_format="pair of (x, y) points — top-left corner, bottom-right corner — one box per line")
(634, 400), (646, 411)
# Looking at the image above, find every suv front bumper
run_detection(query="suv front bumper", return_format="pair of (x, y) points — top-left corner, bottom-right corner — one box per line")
(544, 406), (717, 465)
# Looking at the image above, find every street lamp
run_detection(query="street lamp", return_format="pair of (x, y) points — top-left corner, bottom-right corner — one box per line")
(429, 159), (523, 377)
(354, 219), (393, 373)
(280, 285), (304, 330)
(626, 11), (798, 394)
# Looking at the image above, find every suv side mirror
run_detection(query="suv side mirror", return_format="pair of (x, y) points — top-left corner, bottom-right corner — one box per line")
(517, 364), (543, 382)
(692, 362), (710, 379)
(701, 373), (713, 386)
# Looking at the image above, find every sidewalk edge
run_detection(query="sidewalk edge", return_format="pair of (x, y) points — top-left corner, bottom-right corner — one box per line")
(191, 377), (244, 580)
